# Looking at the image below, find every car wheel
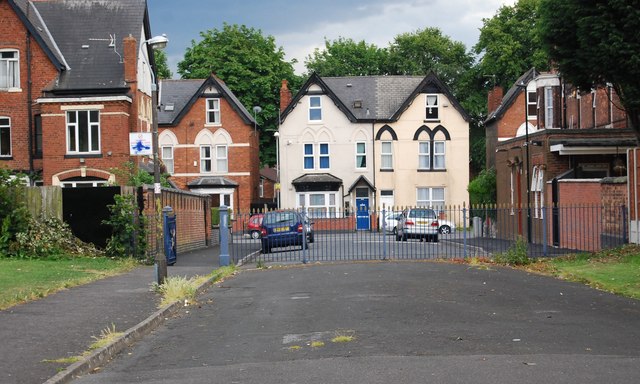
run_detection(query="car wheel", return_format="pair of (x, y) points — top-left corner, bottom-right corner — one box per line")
(250, 230), (261, 240)
(439, 225), (451, 235)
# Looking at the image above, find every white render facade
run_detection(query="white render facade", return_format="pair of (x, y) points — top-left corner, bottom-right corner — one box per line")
(278, 73), (470, 226)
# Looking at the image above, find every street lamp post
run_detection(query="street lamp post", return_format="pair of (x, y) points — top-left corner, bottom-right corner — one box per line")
(141, 34), (168, 284)
(274, 131), (280, 209)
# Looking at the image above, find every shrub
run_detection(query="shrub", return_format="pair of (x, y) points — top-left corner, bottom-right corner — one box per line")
(0, 169), (31, 256)
(13, 217), (101, 258)
(495, 236), (531, 265)
(103, 194), (148, 261)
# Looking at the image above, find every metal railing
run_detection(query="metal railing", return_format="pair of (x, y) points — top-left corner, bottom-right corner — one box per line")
(221, 204), (628, 265)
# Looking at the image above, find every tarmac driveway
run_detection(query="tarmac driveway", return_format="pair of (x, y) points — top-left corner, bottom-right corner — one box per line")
(74, 261), (640, 384)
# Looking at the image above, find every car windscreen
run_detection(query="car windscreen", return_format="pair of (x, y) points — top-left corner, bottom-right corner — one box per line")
(263, 212), (297, 225)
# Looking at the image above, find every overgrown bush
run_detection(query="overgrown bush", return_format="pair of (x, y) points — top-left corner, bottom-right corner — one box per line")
(495, 236), (531, 265)
(103, 194), (148, 261)
(0, 169), (31, 256)
(13, 217), (101, 258)
(468, 167), (496, 206)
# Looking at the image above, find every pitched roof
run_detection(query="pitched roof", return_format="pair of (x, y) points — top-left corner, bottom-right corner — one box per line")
(158, 75), (256, 126)
(485, 68), (539, 124)
(11, 0), (150, 94)
(281, 72), (469, 123)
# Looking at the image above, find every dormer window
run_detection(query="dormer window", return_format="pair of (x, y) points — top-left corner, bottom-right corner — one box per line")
(425, 94), (438, 120)
(206, 98), (220, 125)
(0, 50), (19, 90)
(309, 96), (322, 122)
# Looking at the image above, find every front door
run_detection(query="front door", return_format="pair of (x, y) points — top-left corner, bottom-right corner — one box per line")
(356, 197), (370, 230)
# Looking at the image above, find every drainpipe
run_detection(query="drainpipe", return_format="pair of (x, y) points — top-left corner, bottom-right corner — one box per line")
(371, 121), (377, 210)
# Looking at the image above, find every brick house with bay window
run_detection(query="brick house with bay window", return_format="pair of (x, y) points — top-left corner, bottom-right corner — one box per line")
(1, 0), (159, 186)
(157, 75), (260, 214)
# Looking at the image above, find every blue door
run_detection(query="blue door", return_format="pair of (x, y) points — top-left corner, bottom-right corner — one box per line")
(356, 198), (370, 230)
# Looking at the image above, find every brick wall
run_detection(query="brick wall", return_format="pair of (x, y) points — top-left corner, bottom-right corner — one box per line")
(160, 89), (260, 213)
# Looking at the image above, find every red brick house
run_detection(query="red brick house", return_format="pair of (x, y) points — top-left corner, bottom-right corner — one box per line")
(157, 75), (260, 214)
(1, 0), (158, 186)
(486, 68), (634, 249)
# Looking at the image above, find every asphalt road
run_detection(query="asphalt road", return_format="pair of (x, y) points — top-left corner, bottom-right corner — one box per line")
(73, 262), (640, 384)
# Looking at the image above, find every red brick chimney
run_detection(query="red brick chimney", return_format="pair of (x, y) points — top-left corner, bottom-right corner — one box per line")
(123, 35), (139, 132)
(280, 79), (292, 112)
(487, 85), (504, 115)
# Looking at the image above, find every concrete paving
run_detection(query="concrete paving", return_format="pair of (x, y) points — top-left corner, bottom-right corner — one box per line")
(68, 261), (640, 384)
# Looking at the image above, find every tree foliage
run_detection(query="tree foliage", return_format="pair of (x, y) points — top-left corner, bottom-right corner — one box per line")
(154, 49), (173, 80)
(538, 0), (640, 132)
(474, 0), (549, 90)
(178, 24), (300, 165)
(0, 169), (30, 256)
(389, 27), (474, 93)
(304, 37), (389, 76)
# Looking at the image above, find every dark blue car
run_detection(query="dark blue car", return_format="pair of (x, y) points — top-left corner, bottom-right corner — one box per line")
(260, 211), (305, 253)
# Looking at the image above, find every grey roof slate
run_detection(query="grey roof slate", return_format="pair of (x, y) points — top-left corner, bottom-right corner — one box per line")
(188, 177), (239, 188)
(27, 0), (148, 93)
(292, 173), (343, 184)
(283, 73), (469, 123)
(158, 76), (255, 126)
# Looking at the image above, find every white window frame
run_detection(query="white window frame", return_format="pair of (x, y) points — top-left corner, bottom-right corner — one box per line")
(319, 142), (330, 169)
(381, 141), (393, 170)
(433, 140), (446, 170)
(206, 98), (221, 125)
(531, 166), (544, 219)
(425, 94), (439, 120)
(297, 191), (338, 218)
(0, 117), (11, 157)
(355, 142), (367, 169)
(0, 50), (20, 90)
(200, 145), (212, 173)
(418, 141), (430, 170)
(66, 110), (100, 154)
(510, 166), (515, 215)
(527, 90), (537, 119)
(309, 96), (322, 122)
(216, 144), (228, 173)
(259, 179), (264, 198)
(416, 187), (445, 210)
(545, 87), (553, 128)
(303, 143), (314, 170)
(161, 145), (174, 174)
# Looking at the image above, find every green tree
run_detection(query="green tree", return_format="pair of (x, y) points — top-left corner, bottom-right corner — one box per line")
(178, 24), (300, 165)
(388, 27), (474, 93)
(0, 169), (30, 256)
(304, 37), (390, 76)
(474, 0), (549, 90)
(154, 49), (173, 79)
(539, 0), (640, 133)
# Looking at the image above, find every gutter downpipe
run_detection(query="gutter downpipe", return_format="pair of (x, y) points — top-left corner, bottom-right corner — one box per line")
(26, 4), (34, 179)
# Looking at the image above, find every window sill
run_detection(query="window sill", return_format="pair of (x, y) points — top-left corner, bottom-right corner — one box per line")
(380, 169), (394, 172)
(64, 154), (103, 159)
(307, 121), (323, 125)
(0, 88), (22, 93)
(418, 169), (447, 172)
(204, 123), (222, 127)
(0, 156), (13, 160)
(424, 119), (440, 123)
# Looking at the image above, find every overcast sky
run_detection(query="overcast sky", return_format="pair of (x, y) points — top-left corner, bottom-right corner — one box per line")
(147, 0), (516, 77)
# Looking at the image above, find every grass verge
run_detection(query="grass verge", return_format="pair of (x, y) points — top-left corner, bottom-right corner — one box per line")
(526, 245), (640, 299)
(0, 257), (139, 310)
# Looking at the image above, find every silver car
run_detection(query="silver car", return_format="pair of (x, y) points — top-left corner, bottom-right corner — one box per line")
(396, 208), (439, 242)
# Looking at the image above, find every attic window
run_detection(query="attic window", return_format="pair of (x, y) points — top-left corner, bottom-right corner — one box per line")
(164, 103), (175, 111)
(353, 100), (362, 109)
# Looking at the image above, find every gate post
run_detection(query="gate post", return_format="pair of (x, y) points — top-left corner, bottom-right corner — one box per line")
(219, 206), (230, 266)
(382, 206), (387, 260)
(463, 203), (467, 259)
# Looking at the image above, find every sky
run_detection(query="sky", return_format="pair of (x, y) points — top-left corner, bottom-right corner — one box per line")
(147, 0), (516, 77)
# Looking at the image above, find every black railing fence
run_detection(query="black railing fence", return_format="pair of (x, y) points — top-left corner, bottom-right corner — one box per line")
(223, 204), (628, 265)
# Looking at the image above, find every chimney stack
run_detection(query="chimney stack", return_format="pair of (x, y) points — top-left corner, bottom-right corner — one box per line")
(487, 85), (504, 115)
(280, 79), (292, 113)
